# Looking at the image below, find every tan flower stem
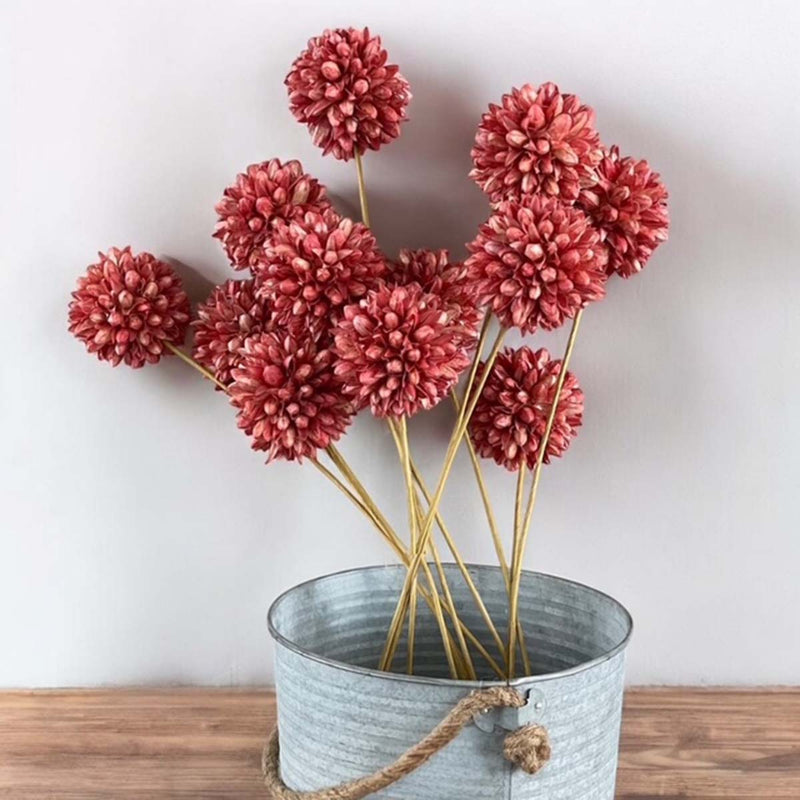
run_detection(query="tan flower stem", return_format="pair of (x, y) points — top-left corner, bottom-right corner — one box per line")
(355, 150), (422, 672)
(397, 417), (420, 675)
(453, 392), (508, 582)
(314, 452), (457, 675)
(165, 342), (229, 392)
(354, 151), (371, 228)
(458, 620), (503, 677)
(314, 456), (507, 679)
(380, 321), (506, 671)
(407, 483), (475, 679)
(387, 420), (476, 679)
(348, 160), (481, 678)
(386, 421), (472, 678)
(450, 392), (531, 677)
(311, 456), (485, 677)
(424, 512), (477, 680)
(506, 310), (584, 679)
(458, 313), (494, 426)
(350, 160), (496, 679)
(324, 444), (460, 679)
(379, 332), (503, 671)
(404, 456), (507, 671)
(310, 458), (379, 524)
(505, 463), (527, 676)
(513, 465), (527, 579)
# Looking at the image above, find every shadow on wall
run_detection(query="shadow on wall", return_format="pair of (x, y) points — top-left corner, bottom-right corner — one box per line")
(164, 258), (217, 308)
(348, 71), (492, 260)
(584, 101), (798, 472)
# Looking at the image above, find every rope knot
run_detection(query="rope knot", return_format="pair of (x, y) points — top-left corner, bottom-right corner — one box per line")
(264, 686), (552, 798)
(503, 724), (552, 775)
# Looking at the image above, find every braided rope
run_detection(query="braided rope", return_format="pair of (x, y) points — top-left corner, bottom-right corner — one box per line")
(263, 685), (550, 799)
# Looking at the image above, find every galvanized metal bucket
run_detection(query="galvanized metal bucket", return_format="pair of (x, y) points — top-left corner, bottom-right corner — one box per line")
(268, 564), (632, 799)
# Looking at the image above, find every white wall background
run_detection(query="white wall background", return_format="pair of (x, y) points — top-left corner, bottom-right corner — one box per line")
(2, 0), (798, 687)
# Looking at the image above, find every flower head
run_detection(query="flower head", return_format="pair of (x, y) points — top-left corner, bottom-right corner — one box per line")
(470, 83), (602, 205)
(229, 332), (352, 462)
(469, 346), (583, 471)
(213, 159), (330, 271)
(68, 247), (190, 368)
(465, 195), (607, 333)
(578, 146), (669, 278)
(391, 248), (481, 338)
(192, 279), (272, 386)
(286, 27), (411, 161)
(256, 208), (387, 338)
(333, 282), (471, 418)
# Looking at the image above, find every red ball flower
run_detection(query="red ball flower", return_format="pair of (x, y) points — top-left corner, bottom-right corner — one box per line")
(333, 282), (471, 418)
(68, 247), (190, 368)
(256, 208), (387, 338)
(469, 346), (583, 471)
(391, 248), (481, 338)
(229, 332), (352, 462)
(470, 83), (602, 205)
(578, 146), (669, 278)
(213, 159), (330, 271)
(465, 195), (607, 334)
(192, 279), (272, 386)
(286, 27), (411, 161)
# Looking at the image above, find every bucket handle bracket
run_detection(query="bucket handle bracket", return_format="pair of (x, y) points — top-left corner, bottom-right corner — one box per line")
(474, 687), (546, 734)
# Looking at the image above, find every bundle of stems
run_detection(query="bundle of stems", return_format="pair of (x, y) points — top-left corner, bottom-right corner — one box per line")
(354, 154), (584, 680)
(168, 153), (584, 682)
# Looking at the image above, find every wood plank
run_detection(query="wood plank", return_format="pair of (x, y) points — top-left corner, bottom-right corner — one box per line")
(0, 688), (798, 798)
(617, 688), (800, 799)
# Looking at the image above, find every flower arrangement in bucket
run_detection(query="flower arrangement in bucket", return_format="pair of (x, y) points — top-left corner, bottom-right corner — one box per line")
(68, 26), (668, 800)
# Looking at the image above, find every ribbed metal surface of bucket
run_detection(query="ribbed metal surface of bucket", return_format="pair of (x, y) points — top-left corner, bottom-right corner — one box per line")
(268, 564), (632, 799)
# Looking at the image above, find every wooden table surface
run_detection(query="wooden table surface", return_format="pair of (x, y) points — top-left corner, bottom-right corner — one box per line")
(1, 688), (798, 798)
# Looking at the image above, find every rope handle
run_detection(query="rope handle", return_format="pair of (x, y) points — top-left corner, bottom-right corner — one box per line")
(262, 685), (551, 800)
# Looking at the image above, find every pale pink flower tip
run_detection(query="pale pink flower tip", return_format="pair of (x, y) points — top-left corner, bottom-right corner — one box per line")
(214, 158), (330, 271)
(579, 146), (669, 278)
(68, 246), (190, 368)
(469, 346), (584, 471)
(465, 195), (608, 334)
(229, 332), (353, 462)
(192, 279), (272, 387)
(256, 208), (387, 339)
(286, 27), (411, 161)
(470, 83), (602, 205)
(333, 282), (472, 419)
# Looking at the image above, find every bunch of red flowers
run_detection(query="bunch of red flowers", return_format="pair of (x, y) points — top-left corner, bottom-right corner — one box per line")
(68, 26), (669, 474)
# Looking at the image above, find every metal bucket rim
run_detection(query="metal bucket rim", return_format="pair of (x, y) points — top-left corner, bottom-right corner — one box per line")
(268, 563), (633, 688)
